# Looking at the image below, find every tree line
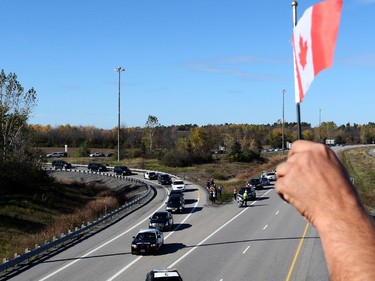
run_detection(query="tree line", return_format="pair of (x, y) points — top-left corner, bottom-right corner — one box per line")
(1, 68), (375, 189)
(30, 118), (375, 165)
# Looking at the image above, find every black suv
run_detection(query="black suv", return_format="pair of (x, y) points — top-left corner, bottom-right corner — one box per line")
(131, 229), (164, 255)
(166, 194), (185, 213)
(249, 178), (262, 189)
(52, 160), (72, 170)
(88, 163), (107, 172)
(113, 165), (131, 175)
(149, 211), (174, 231)
(158, 173), (172, 185)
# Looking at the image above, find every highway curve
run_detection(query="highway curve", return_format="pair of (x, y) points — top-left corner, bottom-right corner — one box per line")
(1, 167), (330, 281)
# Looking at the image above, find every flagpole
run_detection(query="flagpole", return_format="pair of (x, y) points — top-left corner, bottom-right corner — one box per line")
(292, 1), (302, 140)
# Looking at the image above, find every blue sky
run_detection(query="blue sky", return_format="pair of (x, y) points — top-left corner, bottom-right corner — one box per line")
(2, 0), (374, 129)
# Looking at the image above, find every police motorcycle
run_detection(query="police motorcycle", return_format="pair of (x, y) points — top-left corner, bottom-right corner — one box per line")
(236, 185), (256, 208)
(237, 195), (246, 207)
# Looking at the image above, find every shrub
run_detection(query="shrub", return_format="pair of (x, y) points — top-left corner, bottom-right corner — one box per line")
(161, 150), (192, 167)
(76, 142), (90, 157)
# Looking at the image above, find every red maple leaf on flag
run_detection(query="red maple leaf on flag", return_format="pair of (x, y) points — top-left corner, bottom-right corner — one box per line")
(298, 35), (308, 69)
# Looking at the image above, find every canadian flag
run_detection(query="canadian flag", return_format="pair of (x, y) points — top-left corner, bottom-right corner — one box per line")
(292, 0), (343, 103)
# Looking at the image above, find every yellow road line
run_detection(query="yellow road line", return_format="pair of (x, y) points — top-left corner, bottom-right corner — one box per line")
(285, 222), (310, 281)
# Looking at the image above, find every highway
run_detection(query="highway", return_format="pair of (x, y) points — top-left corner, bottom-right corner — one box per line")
(3, 172), (328, 281)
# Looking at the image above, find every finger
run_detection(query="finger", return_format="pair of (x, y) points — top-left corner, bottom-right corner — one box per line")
(288, 140), (320, 158)
(276, 160), (292, 178)
(275, 177), (290, 203)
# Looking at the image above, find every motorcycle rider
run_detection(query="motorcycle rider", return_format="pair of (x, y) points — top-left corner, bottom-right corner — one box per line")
(243, 190), (248, 206)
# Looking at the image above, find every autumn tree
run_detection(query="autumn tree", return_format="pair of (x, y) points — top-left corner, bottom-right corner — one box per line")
(144, 115), (159, 154)
(0, 69), (44, 190)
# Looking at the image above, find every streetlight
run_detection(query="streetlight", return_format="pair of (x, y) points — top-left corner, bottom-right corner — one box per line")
(114, 67), (125, 162)
(319, 108), (322, 143)
(282, 89), (286, 154)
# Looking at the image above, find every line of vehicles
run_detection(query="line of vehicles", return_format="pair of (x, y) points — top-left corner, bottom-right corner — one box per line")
(51, 160), (132, 176)
(49, 160), (183, 279)
(131, 172), (186, 252)
(46, 151), (114, 158)
(237, 171), (277, 207)
(48, 158), (276, 280)
(132, 171), (187, 280)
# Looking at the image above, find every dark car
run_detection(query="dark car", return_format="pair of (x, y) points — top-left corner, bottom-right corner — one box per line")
(260, 177), (270, 187)
(238, 186), (256, 201)
(149, 211), (174, 231)
(88, 163), (107, 172)
(249, 178), (262, 189)
(169, 190), (184, 199)
(158, 173), (172, 185)
(52, 160), (72, 170)
(131, 229), (164, 255)
(166, 194), (185, 213)
(113, 165), (131, 175)
(145, 269), (183, 281)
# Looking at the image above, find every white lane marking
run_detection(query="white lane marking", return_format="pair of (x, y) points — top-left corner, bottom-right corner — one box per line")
(168, 189), (273, 268)
(276, 210), (279, 215)
(106, 191), (200, 281)
(243, 245), (251, 254)
(39, 186), (170, 281)
(263, 225), (268, 230)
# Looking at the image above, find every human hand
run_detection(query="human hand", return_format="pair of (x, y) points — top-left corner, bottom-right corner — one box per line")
(275, 140), (360, 228)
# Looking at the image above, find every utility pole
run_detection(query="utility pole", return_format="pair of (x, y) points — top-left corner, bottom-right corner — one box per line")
(114, 67), (125, 162)
(319, 108), (322, 143)
(282, 89), (286, 154)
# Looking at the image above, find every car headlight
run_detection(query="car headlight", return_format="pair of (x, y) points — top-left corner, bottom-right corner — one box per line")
(131, 244), (137, 248)
(151, 244), (156, 247)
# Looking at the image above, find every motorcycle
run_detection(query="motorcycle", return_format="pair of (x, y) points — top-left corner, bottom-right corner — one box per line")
(237, 195), (248, 207)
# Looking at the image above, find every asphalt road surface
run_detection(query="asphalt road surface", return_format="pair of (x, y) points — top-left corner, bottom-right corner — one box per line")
(2, 167), (329, 281)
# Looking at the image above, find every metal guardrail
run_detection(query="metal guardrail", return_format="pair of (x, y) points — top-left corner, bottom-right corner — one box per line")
(0, 168), (153, 273)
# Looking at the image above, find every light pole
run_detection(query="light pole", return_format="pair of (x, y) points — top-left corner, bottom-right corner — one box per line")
(282, 89), (286, 154)
(114, 67), (125, 162)
(319, 108), (322, 143)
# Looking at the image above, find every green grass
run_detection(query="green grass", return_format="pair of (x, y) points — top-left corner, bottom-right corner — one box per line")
(341, 147), (375, 215)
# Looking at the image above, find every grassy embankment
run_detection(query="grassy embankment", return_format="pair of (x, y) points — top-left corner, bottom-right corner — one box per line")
(0, 179), (125, 261)
(341, 147), (375, 215)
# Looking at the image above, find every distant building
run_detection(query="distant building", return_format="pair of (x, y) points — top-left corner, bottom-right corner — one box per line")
(325, 139), (335, 146)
